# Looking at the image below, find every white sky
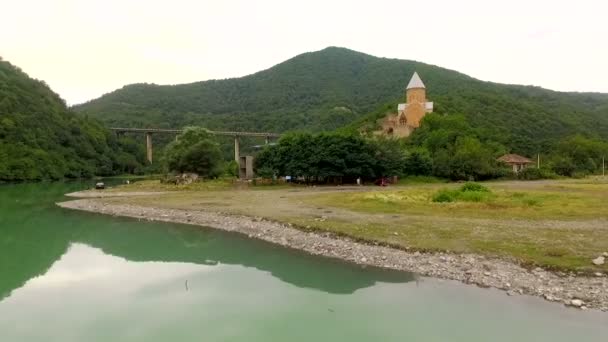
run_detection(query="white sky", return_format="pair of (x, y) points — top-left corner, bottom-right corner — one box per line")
(1, 0), (607, 105)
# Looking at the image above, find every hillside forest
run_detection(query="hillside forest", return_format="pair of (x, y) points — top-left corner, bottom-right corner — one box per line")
(2, 47), (608, 182)
(0, 58), (147, 181)
(75, 47), (608, 157)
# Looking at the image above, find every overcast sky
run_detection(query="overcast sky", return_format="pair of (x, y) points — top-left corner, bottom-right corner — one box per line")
(1, 0), (607, 105)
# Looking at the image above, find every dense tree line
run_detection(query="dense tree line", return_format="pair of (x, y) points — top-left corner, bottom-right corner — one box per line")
(255, 114), (608, 182)
(0, 59), (146, 181)
(75, 47), (608, 156)
(255, 133), (404, 183)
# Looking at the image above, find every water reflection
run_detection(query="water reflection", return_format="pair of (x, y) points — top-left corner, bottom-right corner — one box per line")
(0, 181), (412, 302)
(2, 182), (608, 342)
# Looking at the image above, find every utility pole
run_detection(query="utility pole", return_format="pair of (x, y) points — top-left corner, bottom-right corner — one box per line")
(603, 157), (605, 177)
(537, 154), (540, 169)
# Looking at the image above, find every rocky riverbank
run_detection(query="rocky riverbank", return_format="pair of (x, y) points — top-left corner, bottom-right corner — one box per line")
(57, 198), (608, 312)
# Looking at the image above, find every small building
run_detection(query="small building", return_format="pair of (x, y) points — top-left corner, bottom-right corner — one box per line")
(497, 154), (534, 173)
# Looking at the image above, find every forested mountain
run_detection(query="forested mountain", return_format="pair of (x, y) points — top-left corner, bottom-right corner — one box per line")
(75, 47), (608, 155)
(0, 58), (145, 181)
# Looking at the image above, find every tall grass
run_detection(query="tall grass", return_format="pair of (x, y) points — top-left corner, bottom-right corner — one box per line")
(432, 183), (493, 203)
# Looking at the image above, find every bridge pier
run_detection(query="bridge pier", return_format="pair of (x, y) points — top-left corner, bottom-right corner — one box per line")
(108, 128), (280, 166)
(146, 133), (153, 164)
(234, 136), (240, 162)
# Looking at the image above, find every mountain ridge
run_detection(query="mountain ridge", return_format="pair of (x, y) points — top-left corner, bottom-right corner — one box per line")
(73, 47), (608, 155)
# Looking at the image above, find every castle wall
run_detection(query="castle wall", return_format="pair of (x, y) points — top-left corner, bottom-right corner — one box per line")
(405, 88), (427, 128)
(405, 102), (426, 128)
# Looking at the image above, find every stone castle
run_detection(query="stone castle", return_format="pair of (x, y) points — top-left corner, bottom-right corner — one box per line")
(376, 72), (433, 137)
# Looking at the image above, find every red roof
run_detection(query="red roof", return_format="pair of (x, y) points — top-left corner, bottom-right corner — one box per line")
(497, 154), (533, 164)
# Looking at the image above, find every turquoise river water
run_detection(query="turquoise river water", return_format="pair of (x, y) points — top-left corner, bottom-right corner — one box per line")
(0, 181), (607, 341)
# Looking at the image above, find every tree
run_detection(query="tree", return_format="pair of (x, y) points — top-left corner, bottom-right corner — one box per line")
(163, 127), (223, 177)
(408, 114), (507, 180)
(449, 136), (502, 180)
(404, 148), (432, 176)
(255, 132), (403, 183)
(0, 59), (145, 181)
(550, 135), (608, 175)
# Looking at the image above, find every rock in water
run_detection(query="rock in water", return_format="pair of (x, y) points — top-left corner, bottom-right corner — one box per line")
(570, 299), (584, 307)
(592, 256), (605, 265)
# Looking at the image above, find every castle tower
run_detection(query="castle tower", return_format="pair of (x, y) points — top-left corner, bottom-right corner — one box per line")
(406, 72), (426, 104)
(402, 72), (429, 128)
(376, 71), (433, 138)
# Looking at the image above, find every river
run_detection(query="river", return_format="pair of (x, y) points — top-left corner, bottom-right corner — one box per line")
(0, 182), (606, 341)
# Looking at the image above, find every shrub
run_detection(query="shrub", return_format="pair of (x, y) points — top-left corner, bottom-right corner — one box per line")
(432, 189), (456, 203)
(223, 160), (239, 178)
(432, 182), (493, 203)
(517, 167), (557, 180)
(460, 182), (490, 192)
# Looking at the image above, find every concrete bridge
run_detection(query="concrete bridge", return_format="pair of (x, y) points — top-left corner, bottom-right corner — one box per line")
(110, 127), (281, 163)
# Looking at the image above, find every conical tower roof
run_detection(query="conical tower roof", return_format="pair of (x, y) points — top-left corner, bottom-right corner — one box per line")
(406, 72), (425, 89)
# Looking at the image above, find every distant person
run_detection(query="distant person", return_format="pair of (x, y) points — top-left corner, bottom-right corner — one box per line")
(356, 177), (361, 186)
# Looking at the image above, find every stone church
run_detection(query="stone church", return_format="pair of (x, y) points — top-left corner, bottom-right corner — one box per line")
(376, 72), (433, 137)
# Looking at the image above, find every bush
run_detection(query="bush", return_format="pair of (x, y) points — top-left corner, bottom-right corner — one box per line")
(432, 189), (456, 203)
(256, 166), (276, 179)
(517, 167), (557, 180)
(432, 182), (493, 203)
(223, 160), (239, 178)
(460, 182), (490, 192)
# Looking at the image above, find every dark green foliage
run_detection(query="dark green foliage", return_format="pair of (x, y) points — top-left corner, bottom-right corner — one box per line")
(163, 127), (223, 177)
(403, 148), (432, 176)
(460, 182), (490, 192)
(0, 59), (145, 181)
(255, 132), (402, 183)
(432, 183), (493, 203)
(547, 135), (608, 176)
(223, 160), (239, 178)
(516, 167), (557, 180)
(407, 114), (507, 180)
(548, 156), (577, 177)
(75, 47), (608, 156)
(432, 189), (456, 203)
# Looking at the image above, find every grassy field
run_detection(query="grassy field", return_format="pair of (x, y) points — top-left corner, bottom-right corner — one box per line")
(102, 178), (608, 273)
(307, 179), (608, 220)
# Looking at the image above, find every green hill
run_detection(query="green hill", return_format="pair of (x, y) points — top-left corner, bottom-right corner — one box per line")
(74, 47), (608, 155)
(0, 58), (145, 181)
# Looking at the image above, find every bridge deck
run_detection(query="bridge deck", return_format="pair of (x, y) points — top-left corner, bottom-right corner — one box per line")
(110, 127), (281, 138)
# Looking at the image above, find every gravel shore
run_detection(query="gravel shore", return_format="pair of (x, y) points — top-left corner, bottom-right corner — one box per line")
(58, 198), (608, 312)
